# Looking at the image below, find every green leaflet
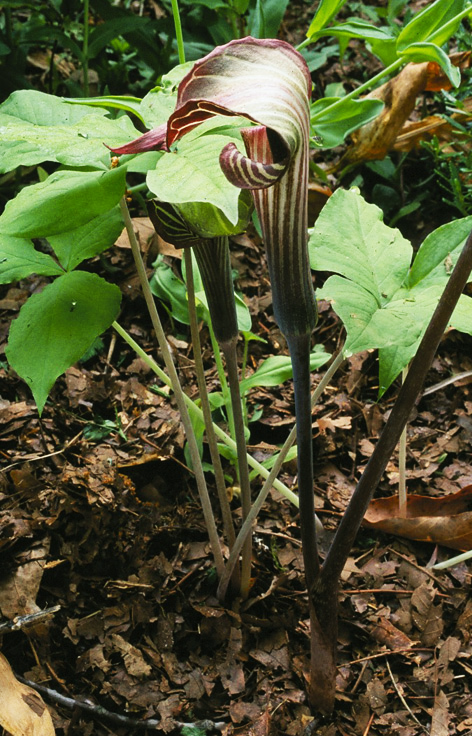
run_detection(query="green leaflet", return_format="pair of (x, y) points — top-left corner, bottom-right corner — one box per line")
(0, 235), (63, 283)
(311, 97), (384, 148)
(306, 0), (349, 38)
(0, 168), (126, 238)
(48, 205), (124, 271)
(309, 188), (472, 394)
(239, 346), (331, 394)
(6, 271), (121, 414)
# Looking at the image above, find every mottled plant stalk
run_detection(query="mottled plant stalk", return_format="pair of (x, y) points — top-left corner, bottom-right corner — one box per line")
(216, 349), (344, 602)
(191, 238), (253, 598)
(183, 248), (238, 566)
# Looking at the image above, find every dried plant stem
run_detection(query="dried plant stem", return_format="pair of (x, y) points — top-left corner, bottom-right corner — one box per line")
(119, 197), (224, 577)
(183, 249), (237, 553)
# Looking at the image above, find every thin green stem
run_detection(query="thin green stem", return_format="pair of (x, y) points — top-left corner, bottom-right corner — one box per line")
(183, 249), (237, 552)
(111, 321), (300, 506)
(171, 0), (186, 65)
(82, 0), (90, 96)
(220, 339), (253, 599)
(310, 59), (403, 123)
(217, 349), (345, 601)
(119, 197), (225, 577)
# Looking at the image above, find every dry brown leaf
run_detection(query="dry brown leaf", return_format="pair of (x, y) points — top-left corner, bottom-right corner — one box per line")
(363, 485), (472, 551)
(371, 617), (416, 650)
(340, 53), (469, 167)
(431, 690), (450, 736)
(0, 540), (50, 619)
(0, 653), (55, 736)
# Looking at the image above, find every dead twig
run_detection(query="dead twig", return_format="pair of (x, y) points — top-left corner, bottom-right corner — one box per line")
(16, 676), (227, 732)
(385, 658), (428, 734)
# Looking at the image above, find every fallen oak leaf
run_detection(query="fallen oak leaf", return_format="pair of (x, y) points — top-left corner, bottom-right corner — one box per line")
(363, 485), (472, 551)
(0, 653), (55, 736)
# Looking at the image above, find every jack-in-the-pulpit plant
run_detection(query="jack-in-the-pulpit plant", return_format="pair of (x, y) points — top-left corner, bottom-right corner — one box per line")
(110, 35), (472, 714)
(110, 35), (323, 705)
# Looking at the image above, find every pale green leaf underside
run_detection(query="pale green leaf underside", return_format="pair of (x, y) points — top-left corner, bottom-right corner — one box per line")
(6, 271), (121, 414)
(146, 133), (242, 225)
(310, 188), (412, 302)
(0, 235), (63, 283)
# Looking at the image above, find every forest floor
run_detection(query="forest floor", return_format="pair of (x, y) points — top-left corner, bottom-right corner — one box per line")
(2, 1), (472, 734)
(1, 209), (472, 736)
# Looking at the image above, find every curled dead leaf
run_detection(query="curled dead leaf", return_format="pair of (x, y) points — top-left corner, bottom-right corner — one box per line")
(340, 53), (470, 168)
(363, 485), (472, 551)
(0, 653), (55, 735)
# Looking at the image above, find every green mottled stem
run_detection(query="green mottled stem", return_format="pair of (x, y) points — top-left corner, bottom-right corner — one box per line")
(183, 249), (237, 558)
(119, 197), (225, 577)
(220, 338), (253, 599)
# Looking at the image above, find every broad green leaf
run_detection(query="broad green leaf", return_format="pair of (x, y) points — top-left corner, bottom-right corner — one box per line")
(6, 271), (121, 413)
(48, 205), (124, 271)
(311, 97), (384, 148)
(396, 0), (465, 51)
(147, 134), (242, 225)
(0, 235), (63, 283)
(398, 42), (461, 87)
(309, 188), (411, 301)
(310, 188), (472, 392)
(306, 0), (349, 37)
(0, 90), (139, 171)
(378, 291), (472, 392)
(239, 346), (331, 393)
(139, 87), (179, 129)
(0, 168), (126, 238)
